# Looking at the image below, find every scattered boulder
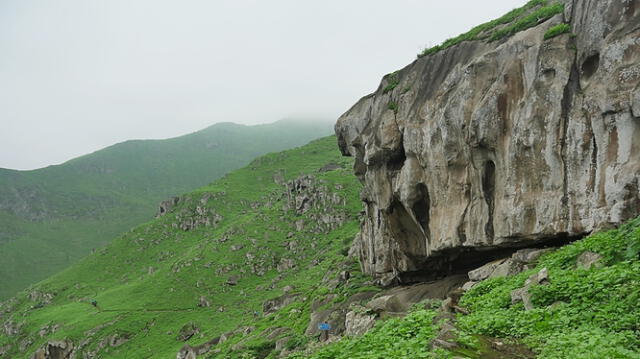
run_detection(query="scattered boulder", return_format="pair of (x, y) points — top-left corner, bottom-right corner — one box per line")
(304, 309), (347, 337)
(176, 323), (200, 342)
(489, 259), (524, 278)
(468, 259), (507, 281)
(431, 321), (459, 350)
(275, 336), (292, 351)
(176, 337), (220, 359)
(576, 251), (603, 269)
(511, 248), (554, 264)
(511, 268), (550, 311)
(109, 332), (130, 347)
(226, 276), (239, 286)
(461, 281), (478, 291)
(263, 293), (300, 315)
(367, 276), (466, 314)
(198, 296), (211, 308)
(467, 248), (556, 283)
(3, 320), (21, 336)
(345, 307), (376, 337)
(157, 196), (180, 217)
(277, 258), (295, 272)
(30, 340), (74, 359)
(319, 163), (342, 172)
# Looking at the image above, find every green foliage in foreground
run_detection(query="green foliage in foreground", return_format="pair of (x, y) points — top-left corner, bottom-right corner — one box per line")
(290, 217), (640, 359)
(418, 0), (563, 57)
(458, 216), (640, 359)
(287, 310), (449, 359)
(0, 120), (333, 299)
(544, 23), (572, 39)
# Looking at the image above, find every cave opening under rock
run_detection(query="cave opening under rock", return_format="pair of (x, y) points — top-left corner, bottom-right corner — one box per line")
(395, 232), (585, 284)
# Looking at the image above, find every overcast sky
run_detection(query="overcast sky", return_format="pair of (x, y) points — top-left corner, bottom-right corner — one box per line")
(1, 0), (524, 170)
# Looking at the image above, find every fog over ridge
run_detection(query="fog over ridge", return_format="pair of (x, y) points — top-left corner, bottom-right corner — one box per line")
(1, 0), (524, 170)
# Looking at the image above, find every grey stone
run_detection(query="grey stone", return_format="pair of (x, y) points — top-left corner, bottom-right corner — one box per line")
(489, 259), (525, 278)
(632, 88), (640, 118)
(198, 296), (211, 308)
(30, 340), (74, 359)
(511, 268), (550, 311)
(576, 251), (603, 269)
(344, 308), (376, 337)
(226, 276), (239, 286)
(468, 259), (506, 281)
(511, 248), (554, 263)
(304, 309), (347, 337)
(275, 336), (291, 351)
(263, 294), (300, 315)
(461, 281), (478, 291)
(176, 323), (199, 342)
(336, 0), (640, 282)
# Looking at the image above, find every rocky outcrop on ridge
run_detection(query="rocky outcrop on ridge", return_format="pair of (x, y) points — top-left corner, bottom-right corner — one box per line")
(336, 0), (640, 283)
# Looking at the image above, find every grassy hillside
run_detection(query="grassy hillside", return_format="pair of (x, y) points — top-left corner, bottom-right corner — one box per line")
(0, 136), (367, 358)
(1, 136), (639, 359)
(0, 120), (333, 299)
(417, 0), (564, 57)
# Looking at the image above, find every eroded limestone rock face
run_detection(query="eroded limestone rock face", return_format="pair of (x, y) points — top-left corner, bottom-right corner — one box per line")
(336, 0), (640, 283)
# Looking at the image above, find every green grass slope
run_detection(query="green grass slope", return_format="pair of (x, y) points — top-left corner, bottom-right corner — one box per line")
(0, 120), (333, 299)
(294, 217), (640, 359)
(0, 136), (367, 358)
(417, 0), (564, 58)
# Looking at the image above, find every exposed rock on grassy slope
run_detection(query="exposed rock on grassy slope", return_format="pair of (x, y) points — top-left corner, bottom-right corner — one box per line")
(2, 0), (640, 358)
(0, 136), (366, 358)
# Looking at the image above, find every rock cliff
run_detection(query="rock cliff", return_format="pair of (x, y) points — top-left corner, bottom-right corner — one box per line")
(336, 0), (640, 284)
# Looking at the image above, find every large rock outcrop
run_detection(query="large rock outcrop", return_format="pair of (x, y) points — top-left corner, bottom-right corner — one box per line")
(336, 0), (640, 283)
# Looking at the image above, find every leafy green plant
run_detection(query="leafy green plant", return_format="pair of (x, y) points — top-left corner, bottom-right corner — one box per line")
(388, 101), (399, 113)
(488, 3), (564, 41)
(383, 72), (400, 94)
(286, 309), (445, 359)
(418, 0), (565, 57)
(544, 23), (571, 39)
(456, 216), (640, 358)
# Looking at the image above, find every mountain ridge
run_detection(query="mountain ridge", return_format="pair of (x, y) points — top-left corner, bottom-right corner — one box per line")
(0, 119), (333, 299)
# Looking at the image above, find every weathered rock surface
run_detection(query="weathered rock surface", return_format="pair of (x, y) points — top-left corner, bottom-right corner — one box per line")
(511, 268), (550, 310)
(177, 322), (200, 341)
(366, 275), (466, 314)
(30, 340), (74, 359)
(336, 0), (640, 282)
(576, 250), (603, 269)
(344, 308), (376, 337)
(263, 293), (300, 315)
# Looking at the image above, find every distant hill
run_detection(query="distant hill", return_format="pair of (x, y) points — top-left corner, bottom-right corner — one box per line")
(0, 119), (333, 299)
(0, 135), (365, 358)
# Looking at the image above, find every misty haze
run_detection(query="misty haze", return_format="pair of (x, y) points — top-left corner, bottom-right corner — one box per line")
(1, 1), (639, 358)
